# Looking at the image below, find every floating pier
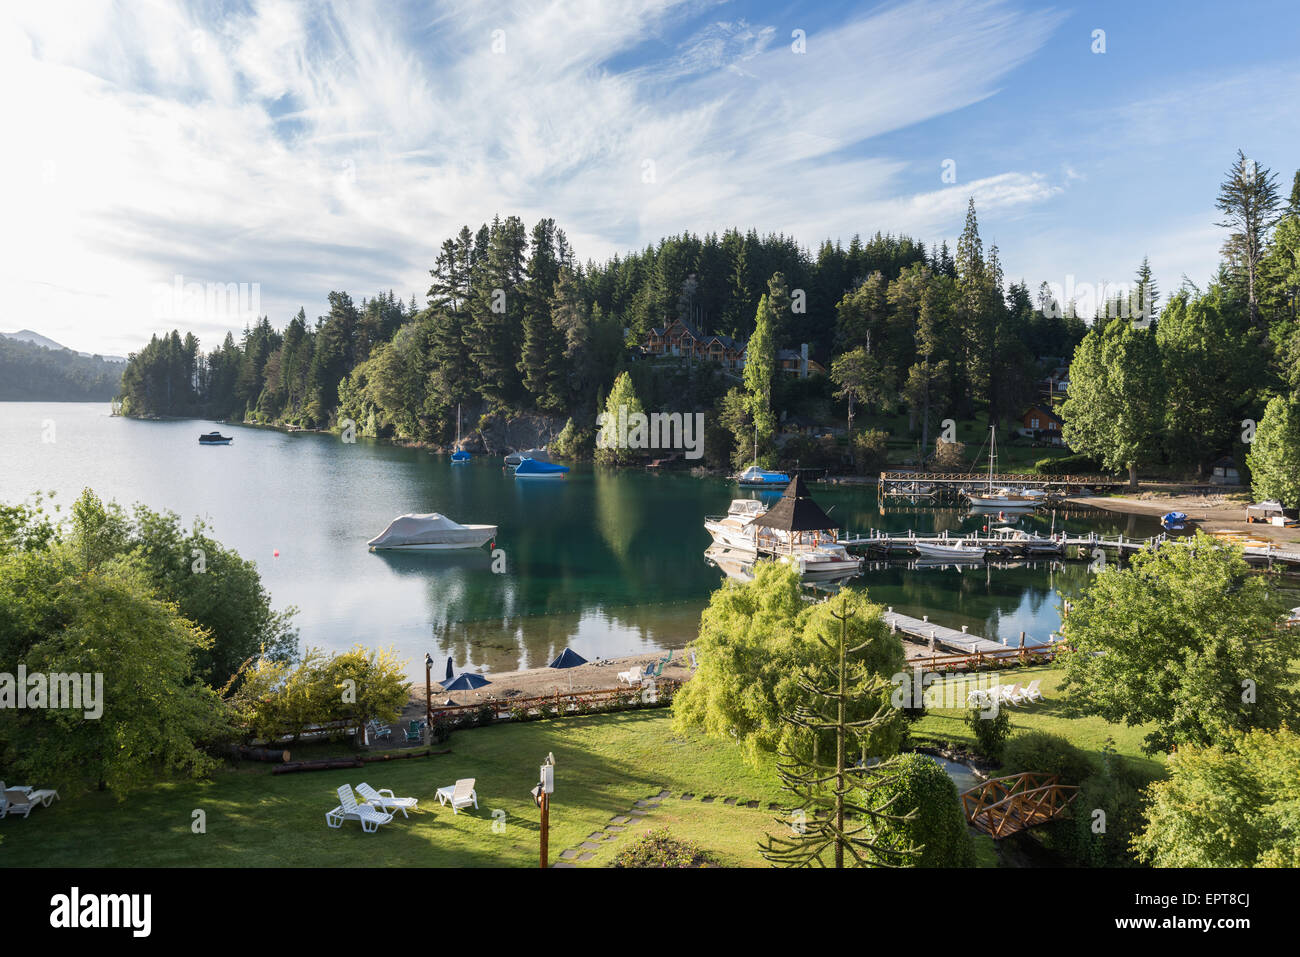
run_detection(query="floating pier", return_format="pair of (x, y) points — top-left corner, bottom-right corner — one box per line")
(878, 469), (1124, 503)
(882, 608), (1017, 655)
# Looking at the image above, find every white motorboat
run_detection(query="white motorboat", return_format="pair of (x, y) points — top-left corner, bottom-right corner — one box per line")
(784, 543), (863, 581)
(367, 513), (497, 551)
(990, 526), (1062, 554)
(704, 499), (768, 551)
(504, 447), (551, 467)
(913, 540), (986, 561)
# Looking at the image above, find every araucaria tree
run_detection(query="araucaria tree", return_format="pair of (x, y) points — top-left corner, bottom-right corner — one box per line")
(758, 598), (918, 868)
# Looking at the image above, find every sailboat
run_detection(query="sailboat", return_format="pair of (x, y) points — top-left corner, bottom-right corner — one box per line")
(735, 424), (790, 489)
(451, 404), (470, 463)
(961, 424), (1038, 508)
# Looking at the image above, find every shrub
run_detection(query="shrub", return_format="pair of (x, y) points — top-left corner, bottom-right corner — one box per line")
(613, 828), (715, 868)
(965, 706), (1011, 761)
(1034, 452), (1103, 475)
(474, 704), (495, 727)
(1000, 731), (1093, 785)
(429, 714), (452, 744)
(863, 753), (976, 867)
(852, 428), (889, 474)
(1044, 758), (1146, 867)
(551, 417), (591, 460)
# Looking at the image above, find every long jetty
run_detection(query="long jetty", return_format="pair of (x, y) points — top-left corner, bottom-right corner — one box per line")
(882, 608), (1007, 654)
(878, 470), (1124, 503)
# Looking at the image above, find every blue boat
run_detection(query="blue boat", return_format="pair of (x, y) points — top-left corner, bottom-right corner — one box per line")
(514, 457), (569, 478)
(450, 405), (470, 463)
(1161, 511), (1188, 531)
(451, 449), (471, 463)
(736, 465), (790, 489)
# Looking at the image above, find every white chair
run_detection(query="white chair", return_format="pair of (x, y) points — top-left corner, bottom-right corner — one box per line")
(617, 668), (643, 686)
(436, 778), (478, 814)
(1020, 678), (1043, 702)
(356, 782), (419, 819)
(1, 787), (58, 819)
(1000, 683), (1025, 705)
(326, 784), (394, 833)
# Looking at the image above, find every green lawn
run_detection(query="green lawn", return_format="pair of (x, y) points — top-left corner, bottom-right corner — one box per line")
(909, 664), (1168, 783)
(0, 711), (784, 868)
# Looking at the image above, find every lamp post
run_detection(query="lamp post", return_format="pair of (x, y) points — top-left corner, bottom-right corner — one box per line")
(424, 653), (433, 732)
(534, 752), (555, 868)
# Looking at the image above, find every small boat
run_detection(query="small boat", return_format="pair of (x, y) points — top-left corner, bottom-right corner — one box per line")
(990, 526), (1062, 554)
(1161, 511), (1188, 532)
(199, 431), (232, 445)
(913, 540), (986, 561)
(367, 513), (497, 551)
(704, 499), (768, 550)
(736, 465), (791, 489)
(451, 405), (470, 463)
(514, 457), (569, 478)
(505, 448), (551, 467)
(783, 543), (863, 581)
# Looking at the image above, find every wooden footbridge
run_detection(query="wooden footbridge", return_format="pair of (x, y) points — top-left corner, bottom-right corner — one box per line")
(960, 772), (1079, 839)
(879, 470), (1124, 502)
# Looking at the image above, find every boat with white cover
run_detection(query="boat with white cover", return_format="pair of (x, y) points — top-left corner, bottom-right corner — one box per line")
(912, 540), (986, 561)
(367, 513), (497, 551)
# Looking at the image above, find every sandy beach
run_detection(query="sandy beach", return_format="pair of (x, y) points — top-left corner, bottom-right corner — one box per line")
(1067, 487), (1300, 546)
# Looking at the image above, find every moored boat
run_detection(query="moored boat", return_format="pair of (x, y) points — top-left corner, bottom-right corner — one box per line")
(199, 431), (232, 445)
(704, 499), (768, 550)
(367, 513), (497, 551)
(505, 448), (551, 467)
(736, 465), (791, 489)
(514, 457), (569, 478)
(913, 540), (986, 561)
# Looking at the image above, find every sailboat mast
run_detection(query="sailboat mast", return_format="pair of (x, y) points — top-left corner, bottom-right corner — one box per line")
(988, 424), (995, 492)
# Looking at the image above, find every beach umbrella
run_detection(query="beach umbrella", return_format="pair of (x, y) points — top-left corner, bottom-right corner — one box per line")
(442, 671), (492, 692)
(547, 648), (588, 691)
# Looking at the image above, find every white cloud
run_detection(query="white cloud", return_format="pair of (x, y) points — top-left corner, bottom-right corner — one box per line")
(0, 0), (1066, 355)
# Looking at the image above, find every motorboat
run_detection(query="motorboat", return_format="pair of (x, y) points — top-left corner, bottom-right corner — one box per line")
(514, 457), (569, 478)
(367, 513), (497, 551)
(704, 499), (768, 550)
(1161, 511), (1188, 532)
(199, 431), (232, 445)
(912, 540), (986, 561)
(989, 526), (1062, 554)
(505, 448), (551, 467)
(736, 465), (791, 489)
(783, 543), (863, 581)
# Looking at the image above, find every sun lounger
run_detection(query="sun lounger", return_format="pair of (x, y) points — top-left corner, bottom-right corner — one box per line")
(1, 787), (59, 819)
(999, 683), (1025, 705)
(617, 668), (643, 686)
(1020, 678), (1043, 702)
(356, 782), (419, 819)
(436, 778), (478, 814)
(326, 784), (394, 833)
(367, 719), (392, 741)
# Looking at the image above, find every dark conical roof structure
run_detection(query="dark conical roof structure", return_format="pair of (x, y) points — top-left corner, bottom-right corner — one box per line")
(748, 474), (837, 533)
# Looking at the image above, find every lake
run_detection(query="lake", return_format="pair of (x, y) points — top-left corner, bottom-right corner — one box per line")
(0, 402), (1162, 679)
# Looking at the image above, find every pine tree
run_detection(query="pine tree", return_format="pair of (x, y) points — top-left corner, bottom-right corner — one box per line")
(1216, 150), (1282, 326)
(758, 599), (919, 868)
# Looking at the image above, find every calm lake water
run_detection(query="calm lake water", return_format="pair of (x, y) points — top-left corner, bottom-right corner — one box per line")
(0, 402), (1163, 679)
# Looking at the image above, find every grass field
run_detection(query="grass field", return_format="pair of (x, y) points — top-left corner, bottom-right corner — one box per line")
(0, 711), (786, 867)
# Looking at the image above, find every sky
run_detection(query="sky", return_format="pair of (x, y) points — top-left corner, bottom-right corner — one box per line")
(1, 0), (1297, 357)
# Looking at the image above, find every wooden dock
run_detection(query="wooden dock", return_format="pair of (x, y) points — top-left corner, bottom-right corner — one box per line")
(882, 608), (1008, 655)
(879, 469), (1124, 502)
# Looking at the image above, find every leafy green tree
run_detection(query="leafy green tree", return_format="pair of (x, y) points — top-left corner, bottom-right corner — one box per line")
(1134, 728), (1300, 867)
(594, 371), (645, 466)
(672, 563), (905, 764)
(830, 346), (894, 435)
(1060, 318), (1165, 487)
(1057, 533), (1298, 753)
(1247, 392), (1300, 507)
(743, 289), (779, 459)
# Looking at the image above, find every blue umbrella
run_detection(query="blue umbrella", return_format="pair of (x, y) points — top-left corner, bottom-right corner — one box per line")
(441, 671), (492, 692)
(548, 648), (588, 690)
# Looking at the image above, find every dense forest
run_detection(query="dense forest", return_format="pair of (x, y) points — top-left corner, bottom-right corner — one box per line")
(116, 155), (1300, 483)
(117, 200), (1087, 459)
(0, 336), (124, 401)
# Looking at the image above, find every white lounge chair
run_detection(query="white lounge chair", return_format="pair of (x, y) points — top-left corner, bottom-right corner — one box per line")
(436, 778), (478, 814)
(356, 782), (419, 819)
(617, 667), (643, 686)
(1020, 678), (1043, 702)
(966, 688), (995, 708)
(999, 683), (1025, 705)
(326, 784), (394, 833)
(1, 787), (59, 819)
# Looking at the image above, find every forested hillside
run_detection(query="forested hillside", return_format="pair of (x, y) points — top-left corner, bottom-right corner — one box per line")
(0, 335), (124, 401)
(117, 200), (1088, 465)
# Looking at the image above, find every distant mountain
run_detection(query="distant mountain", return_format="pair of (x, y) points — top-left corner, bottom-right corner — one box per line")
(0, 333), (125, 401)
(0, 329), (127, 363)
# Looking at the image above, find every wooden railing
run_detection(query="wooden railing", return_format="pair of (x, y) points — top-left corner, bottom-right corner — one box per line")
(960, 772), (1079, 839)
(879, 470), (1121, 486)
(428, 679), (682, 724)
(911, 643), (1069, 674)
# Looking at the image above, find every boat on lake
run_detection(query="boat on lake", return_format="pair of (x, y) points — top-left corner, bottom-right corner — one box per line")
(961, 425), (1045, 507)
(913, 540), (986, 561)
(367, 513), (497, 551)
(1161, 511), (1189, 532)
(514, 457), (569, 478)
(989, 526), (1062, 554)
(736, 465), (791, 489)
(504, 448), (551, 467)
(704, 499), (769, 550)
(451, 404), (471, 463)
(199, 431), (232, 445)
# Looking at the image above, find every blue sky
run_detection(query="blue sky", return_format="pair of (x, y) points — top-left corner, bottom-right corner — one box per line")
(2, 0), (1297, 356)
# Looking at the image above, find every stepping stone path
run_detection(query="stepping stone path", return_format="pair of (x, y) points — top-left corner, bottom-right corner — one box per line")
(552, 786), (774, 867)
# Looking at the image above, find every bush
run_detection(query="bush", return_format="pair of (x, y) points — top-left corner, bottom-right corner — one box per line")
(851, 428), (889, 474)
(864, 753), (976, 867)
(965, 706), (1011, 761)
(613, 827), (716, 868)
(1034, 452), (1103, 475)
(430, 714), (452, 744)
(1000, 731), (1093, 785)
(474, 704), (495, 727)
(1044, 758), (1146, 867)
(551, 417), (591, 460)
